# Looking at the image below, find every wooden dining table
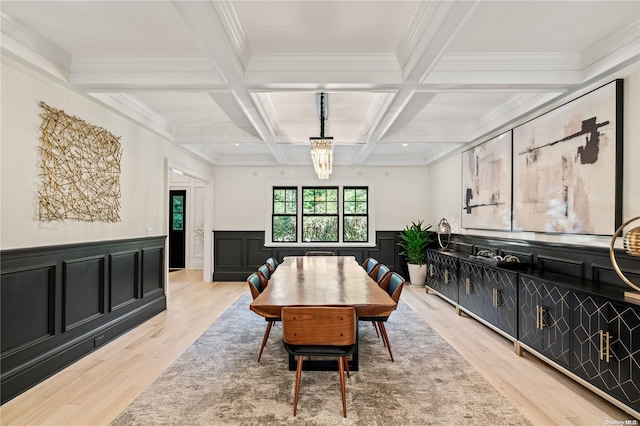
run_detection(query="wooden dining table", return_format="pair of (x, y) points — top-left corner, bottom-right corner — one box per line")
(250, 255), (397, 370)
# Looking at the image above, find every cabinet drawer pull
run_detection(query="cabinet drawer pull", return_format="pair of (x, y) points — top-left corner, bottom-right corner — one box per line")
(599, 330), (604, 361)
(493, 288), (501, 308)
(444, 269), (450, 284)
(465, 278), (471, 294)
(429, 264), (434, 276)
(536, 305), (546, 329)
(600, 330), (611, 363)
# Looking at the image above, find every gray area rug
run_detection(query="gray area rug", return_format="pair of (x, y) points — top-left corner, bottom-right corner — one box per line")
(112, 294), (531, 425)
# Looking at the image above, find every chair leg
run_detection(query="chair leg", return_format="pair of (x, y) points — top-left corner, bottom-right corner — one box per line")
(338, 356), (347, 418)
(343, 356), (350, 379)
(293, 356), (303, 416)
(378, 322), (394, 362)
(257, 321), (274, 362)
(372, 321), (380, 338)
(377, 322), (386, 347)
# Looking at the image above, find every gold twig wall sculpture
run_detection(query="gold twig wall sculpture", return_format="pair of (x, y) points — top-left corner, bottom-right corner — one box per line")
(38, 102), (122, 222)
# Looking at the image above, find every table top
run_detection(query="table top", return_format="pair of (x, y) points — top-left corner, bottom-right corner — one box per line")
(250, 256), (397, 318)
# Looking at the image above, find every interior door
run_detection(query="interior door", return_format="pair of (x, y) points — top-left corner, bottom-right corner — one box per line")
(169, 190), (186, 270)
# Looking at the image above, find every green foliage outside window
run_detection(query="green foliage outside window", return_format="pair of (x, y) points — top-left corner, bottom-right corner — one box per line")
(271, 186), (369, 243)
(172, 195), (184, 231)
(172, 213), (183, 230)
(343, 187), (368, 241)
(303, 216), (338, 242)
(344, 216), (367, 241)
(173, 196), (184, 212)
(302, 188), (338, 242)
(273, 187), (297, 241)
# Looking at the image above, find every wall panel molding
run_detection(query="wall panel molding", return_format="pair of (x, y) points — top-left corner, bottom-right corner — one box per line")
(212, 230), (403, 281)
(0, 236), (166, 404)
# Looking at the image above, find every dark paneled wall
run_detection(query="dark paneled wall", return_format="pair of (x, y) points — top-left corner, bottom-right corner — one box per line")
(0, 236), (167, 404)
(213, 231), (402, 281)
(449, 234), (640, 289)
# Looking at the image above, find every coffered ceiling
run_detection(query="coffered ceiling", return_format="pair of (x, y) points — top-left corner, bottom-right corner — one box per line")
(2, 1), (639, 167)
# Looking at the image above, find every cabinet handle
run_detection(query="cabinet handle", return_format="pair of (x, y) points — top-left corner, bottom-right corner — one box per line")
(493, 288), (501, 308)
(465, 278), (471, 294)
(600, 330), (611, 363)
(599, 330), (604, 360)
(444, 269), (450, 284)
(429, 264), (434, 276)
(536, 305), (546, 329)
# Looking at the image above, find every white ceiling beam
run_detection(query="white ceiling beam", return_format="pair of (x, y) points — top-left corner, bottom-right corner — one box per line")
(172, 0), (288, 164)
(245, 54), (401, 85)
(352, 0), (478, 164)
(208, 92), (261, 139)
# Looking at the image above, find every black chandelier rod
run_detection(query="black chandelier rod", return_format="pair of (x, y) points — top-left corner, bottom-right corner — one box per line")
(320, 93), (325, 138)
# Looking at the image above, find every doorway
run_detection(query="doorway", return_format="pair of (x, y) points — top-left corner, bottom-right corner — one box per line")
(169, 189), (186, 270)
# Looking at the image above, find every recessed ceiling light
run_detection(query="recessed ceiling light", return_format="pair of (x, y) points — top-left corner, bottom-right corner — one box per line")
(235, 143), (240, 146)
(402, 143), (408, 147)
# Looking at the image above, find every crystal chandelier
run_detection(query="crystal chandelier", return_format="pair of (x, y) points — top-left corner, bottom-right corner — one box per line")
(310, 93), (333, 179)
(310, 137), (333, 179)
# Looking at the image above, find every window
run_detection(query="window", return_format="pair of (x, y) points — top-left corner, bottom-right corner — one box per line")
(343, 187), (368, 242)
(302, 187), (338, 242)
(272, 187), (297, 242)
(171, 194), (184, 230)
(270, 185), (370, 244)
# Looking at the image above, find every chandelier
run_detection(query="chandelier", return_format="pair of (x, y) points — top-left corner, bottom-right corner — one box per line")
(310, 93), (333, 179)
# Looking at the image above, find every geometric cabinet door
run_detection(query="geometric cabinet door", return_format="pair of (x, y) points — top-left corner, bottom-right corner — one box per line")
(572, 293), (640, 412)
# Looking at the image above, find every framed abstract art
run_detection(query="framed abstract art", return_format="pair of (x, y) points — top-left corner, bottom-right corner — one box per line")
(512, 79), (623, 235)
(461, 131), (512, 231)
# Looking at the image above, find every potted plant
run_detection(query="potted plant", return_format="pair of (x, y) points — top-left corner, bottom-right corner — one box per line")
(398, 220), (432, 286)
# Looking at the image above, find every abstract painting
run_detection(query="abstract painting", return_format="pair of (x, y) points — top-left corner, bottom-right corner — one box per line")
(461, 131), (512, 231)
(38, 101), (122, 222)
(512, 80), (622, 235)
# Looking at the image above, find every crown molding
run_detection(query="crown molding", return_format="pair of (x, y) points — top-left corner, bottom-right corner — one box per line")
(97, 93), (176, 135)
(467, 91), (563, 141)
(581, 17), (640, 70)
(69, 54), (225, 89)
(0, 13), (71, 71)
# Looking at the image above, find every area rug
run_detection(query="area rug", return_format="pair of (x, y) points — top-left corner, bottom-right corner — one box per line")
(111, 294), (531, 425)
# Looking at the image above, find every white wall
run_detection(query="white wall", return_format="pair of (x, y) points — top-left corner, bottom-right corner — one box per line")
(0, 50), (216, 251)
(212, 164), (430, 232)
(428, 62), (640, 248)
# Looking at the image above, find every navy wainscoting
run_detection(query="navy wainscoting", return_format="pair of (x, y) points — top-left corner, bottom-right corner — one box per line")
(0, 236), (167, 404)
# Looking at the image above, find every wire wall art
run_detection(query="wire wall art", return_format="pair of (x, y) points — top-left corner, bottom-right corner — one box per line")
(38, 101), (122, 222)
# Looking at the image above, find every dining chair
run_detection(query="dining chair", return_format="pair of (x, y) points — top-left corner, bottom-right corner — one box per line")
(247, 272), (278, 362)
(369, 263), (390, 283)
(305, 251), (335, 256)
(257, 264), (271, 288)
(281, 306), (357, 418)
(359, 272), (405, 362)
(361, 257), (378, 274)
(265, 257), (279, 274)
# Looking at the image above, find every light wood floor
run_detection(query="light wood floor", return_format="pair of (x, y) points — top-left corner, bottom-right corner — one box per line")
(0, 269), (634, 425)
